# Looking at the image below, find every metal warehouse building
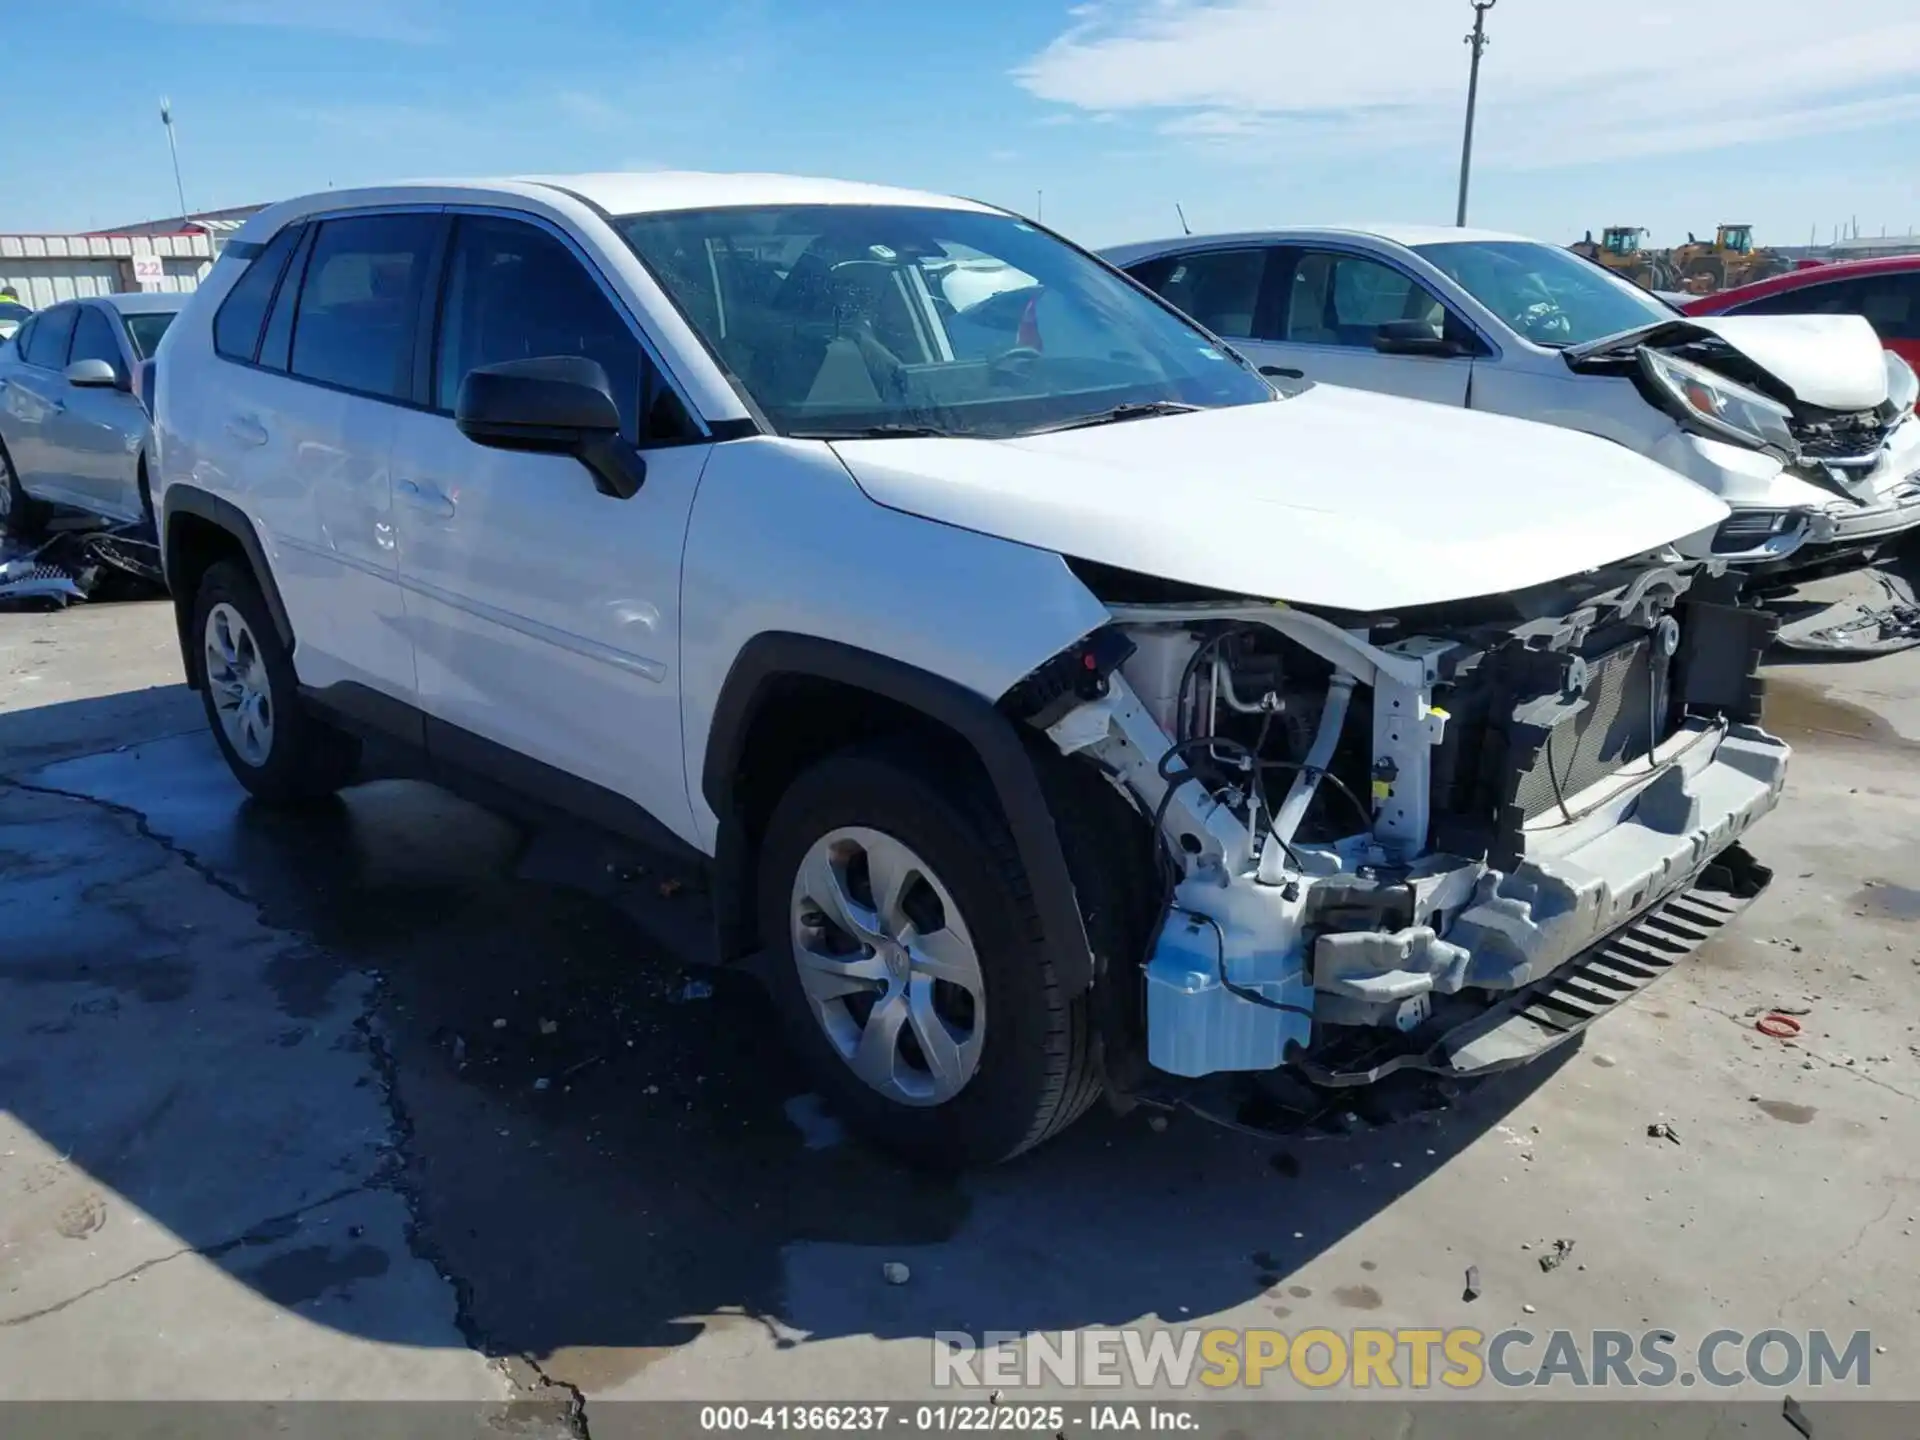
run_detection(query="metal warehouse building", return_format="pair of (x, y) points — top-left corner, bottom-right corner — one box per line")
(0, 206), (264, 308)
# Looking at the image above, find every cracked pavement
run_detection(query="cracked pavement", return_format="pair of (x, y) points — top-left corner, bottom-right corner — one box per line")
(2, 589), (1918, 1425)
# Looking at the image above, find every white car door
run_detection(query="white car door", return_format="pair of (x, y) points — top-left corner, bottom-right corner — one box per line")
(387, 210), (712, 847)
(1236, 248), (1476, 407)
(207, 213), (426, 704)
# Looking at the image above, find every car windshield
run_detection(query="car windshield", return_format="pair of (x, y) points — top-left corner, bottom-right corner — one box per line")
(616, 204), (1275, 438)
(122, 311), (177, 359)
(1415, 239), (1674, 347)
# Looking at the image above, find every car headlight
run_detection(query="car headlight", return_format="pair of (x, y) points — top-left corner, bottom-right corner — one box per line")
(1884, 351), (1918, 420)
(1639, 347), (1799, 459)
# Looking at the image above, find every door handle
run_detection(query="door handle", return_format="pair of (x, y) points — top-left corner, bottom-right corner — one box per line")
(225, 415), (268, 447)
(1260, 365), (1305, 379)
(396, 478), (456, 519)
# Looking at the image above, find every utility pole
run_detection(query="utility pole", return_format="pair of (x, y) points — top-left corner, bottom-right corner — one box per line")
(1454, 0), (1496, 227)
(1036, 189), (1044, 222)
(160, 97), (190, 223)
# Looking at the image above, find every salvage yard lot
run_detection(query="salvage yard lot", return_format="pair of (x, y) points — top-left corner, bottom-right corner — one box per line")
(2, 592), (1917, 1421)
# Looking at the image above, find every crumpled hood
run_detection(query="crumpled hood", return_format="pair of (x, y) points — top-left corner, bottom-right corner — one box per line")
(830, 385), (1730, 613)
(1569, 313), (1889, 412)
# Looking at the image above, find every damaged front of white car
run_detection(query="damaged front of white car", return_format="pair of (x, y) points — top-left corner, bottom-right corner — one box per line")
(1565, 312), (1920, 589)
(852, 391), (1795, 1105)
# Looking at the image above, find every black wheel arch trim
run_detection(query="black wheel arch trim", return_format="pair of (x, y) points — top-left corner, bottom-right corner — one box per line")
(703, 632), (1095, 997)
(161, 484), (296, 686)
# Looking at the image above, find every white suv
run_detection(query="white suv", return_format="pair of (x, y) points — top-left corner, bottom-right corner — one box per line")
(153, 173), (1791, 1165)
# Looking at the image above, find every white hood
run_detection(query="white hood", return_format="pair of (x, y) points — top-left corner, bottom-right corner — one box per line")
(1684, 314), (1888, 412)
(831, 385), (1730, 613)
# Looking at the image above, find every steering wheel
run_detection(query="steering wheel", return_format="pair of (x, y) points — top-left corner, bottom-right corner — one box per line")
(1515, 298), (1573, 343)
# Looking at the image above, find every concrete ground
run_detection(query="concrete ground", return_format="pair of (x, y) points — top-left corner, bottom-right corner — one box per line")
(2, 584), (1917, 1432)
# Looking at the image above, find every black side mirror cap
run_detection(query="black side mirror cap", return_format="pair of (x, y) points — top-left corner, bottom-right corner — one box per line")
(455, 355), (646, 499)
(1372, 320), (1469, 358)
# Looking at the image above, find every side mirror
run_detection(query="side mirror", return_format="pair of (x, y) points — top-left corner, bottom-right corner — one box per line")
(455, 355), (646, 499)
(65, 357), (124, 389)
(1372, 320), (1466, 358)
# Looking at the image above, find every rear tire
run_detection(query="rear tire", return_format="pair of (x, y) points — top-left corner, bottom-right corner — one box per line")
(757, 741), (1100, 1168)
(189, 560), (361, 803)
(0, 438), (43, 540)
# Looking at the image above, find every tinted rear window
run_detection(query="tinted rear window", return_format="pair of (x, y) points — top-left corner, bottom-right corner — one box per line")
(214, 225), (303, 363)
(288, 214), (438, 401)
(23, 305), (75, 368)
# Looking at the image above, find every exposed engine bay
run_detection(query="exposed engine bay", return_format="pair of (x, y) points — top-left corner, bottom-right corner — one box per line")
(1013, 555), (1792, 1087)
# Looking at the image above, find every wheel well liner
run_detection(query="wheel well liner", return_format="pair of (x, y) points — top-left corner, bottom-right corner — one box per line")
(703, 633), (1095, 996)
(161, 485), (294, 688)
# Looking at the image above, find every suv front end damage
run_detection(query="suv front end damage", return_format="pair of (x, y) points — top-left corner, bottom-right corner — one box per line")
(1015, 558), (1790, 1087)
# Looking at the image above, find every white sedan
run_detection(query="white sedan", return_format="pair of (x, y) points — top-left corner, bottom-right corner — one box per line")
(1105, 226), (1920, 585)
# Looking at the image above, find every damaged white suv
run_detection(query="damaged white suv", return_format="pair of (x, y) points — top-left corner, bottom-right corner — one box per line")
(153, 174), (1791, 1165)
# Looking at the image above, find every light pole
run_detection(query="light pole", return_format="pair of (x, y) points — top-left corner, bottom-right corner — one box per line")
(160, 97), (190, 223)
(1454, 0), (1495, 227)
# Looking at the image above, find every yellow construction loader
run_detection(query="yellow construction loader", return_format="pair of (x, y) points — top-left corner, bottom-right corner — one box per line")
(1570, 226), (1672, 291)
(1668, 225), (1790, 294)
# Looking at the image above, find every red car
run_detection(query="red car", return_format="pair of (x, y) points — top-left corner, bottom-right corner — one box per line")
(1683, 254), (1920, 369)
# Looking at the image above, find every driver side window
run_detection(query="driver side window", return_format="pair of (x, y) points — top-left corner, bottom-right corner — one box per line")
(1284, 252), (1446, 347)
(433, 215), (694, 444)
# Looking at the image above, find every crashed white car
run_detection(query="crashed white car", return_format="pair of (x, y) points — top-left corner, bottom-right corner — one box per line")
(155, 175), (1789, 1165)
(1106, 227), (1920, 584)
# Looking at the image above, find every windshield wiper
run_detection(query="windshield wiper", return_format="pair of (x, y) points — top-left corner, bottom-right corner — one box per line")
(1027, 401), (1203, 435)
(794, 422), (956, 439)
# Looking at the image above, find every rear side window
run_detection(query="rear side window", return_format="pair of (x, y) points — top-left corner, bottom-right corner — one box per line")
(289, 214), (439, 401)
(214, 225), (303, 362)
(1148, 248), (1270, 339)
(257, 226), (317, 373)
(23, 305), (76, 369)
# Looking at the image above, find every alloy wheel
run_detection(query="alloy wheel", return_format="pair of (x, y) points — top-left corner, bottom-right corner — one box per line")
(204, 602), (275, 766)
(788, 826), (987, 1106)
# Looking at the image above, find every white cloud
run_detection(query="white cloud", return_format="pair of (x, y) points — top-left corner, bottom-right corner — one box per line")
(1016, 0), (1920, 168)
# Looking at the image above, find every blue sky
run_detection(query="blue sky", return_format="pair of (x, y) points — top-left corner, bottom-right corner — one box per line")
(5, 0), (1918, 249)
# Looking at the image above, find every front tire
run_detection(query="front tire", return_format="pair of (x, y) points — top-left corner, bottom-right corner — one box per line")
(0, 438), (43, 540)
(757, 743), (1100, 1167)
(190, 560), (361, 803)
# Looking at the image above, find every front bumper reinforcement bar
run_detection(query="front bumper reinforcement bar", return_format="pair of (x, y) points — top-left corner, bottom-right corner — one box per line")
(1297, 842), (1774, 1086)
